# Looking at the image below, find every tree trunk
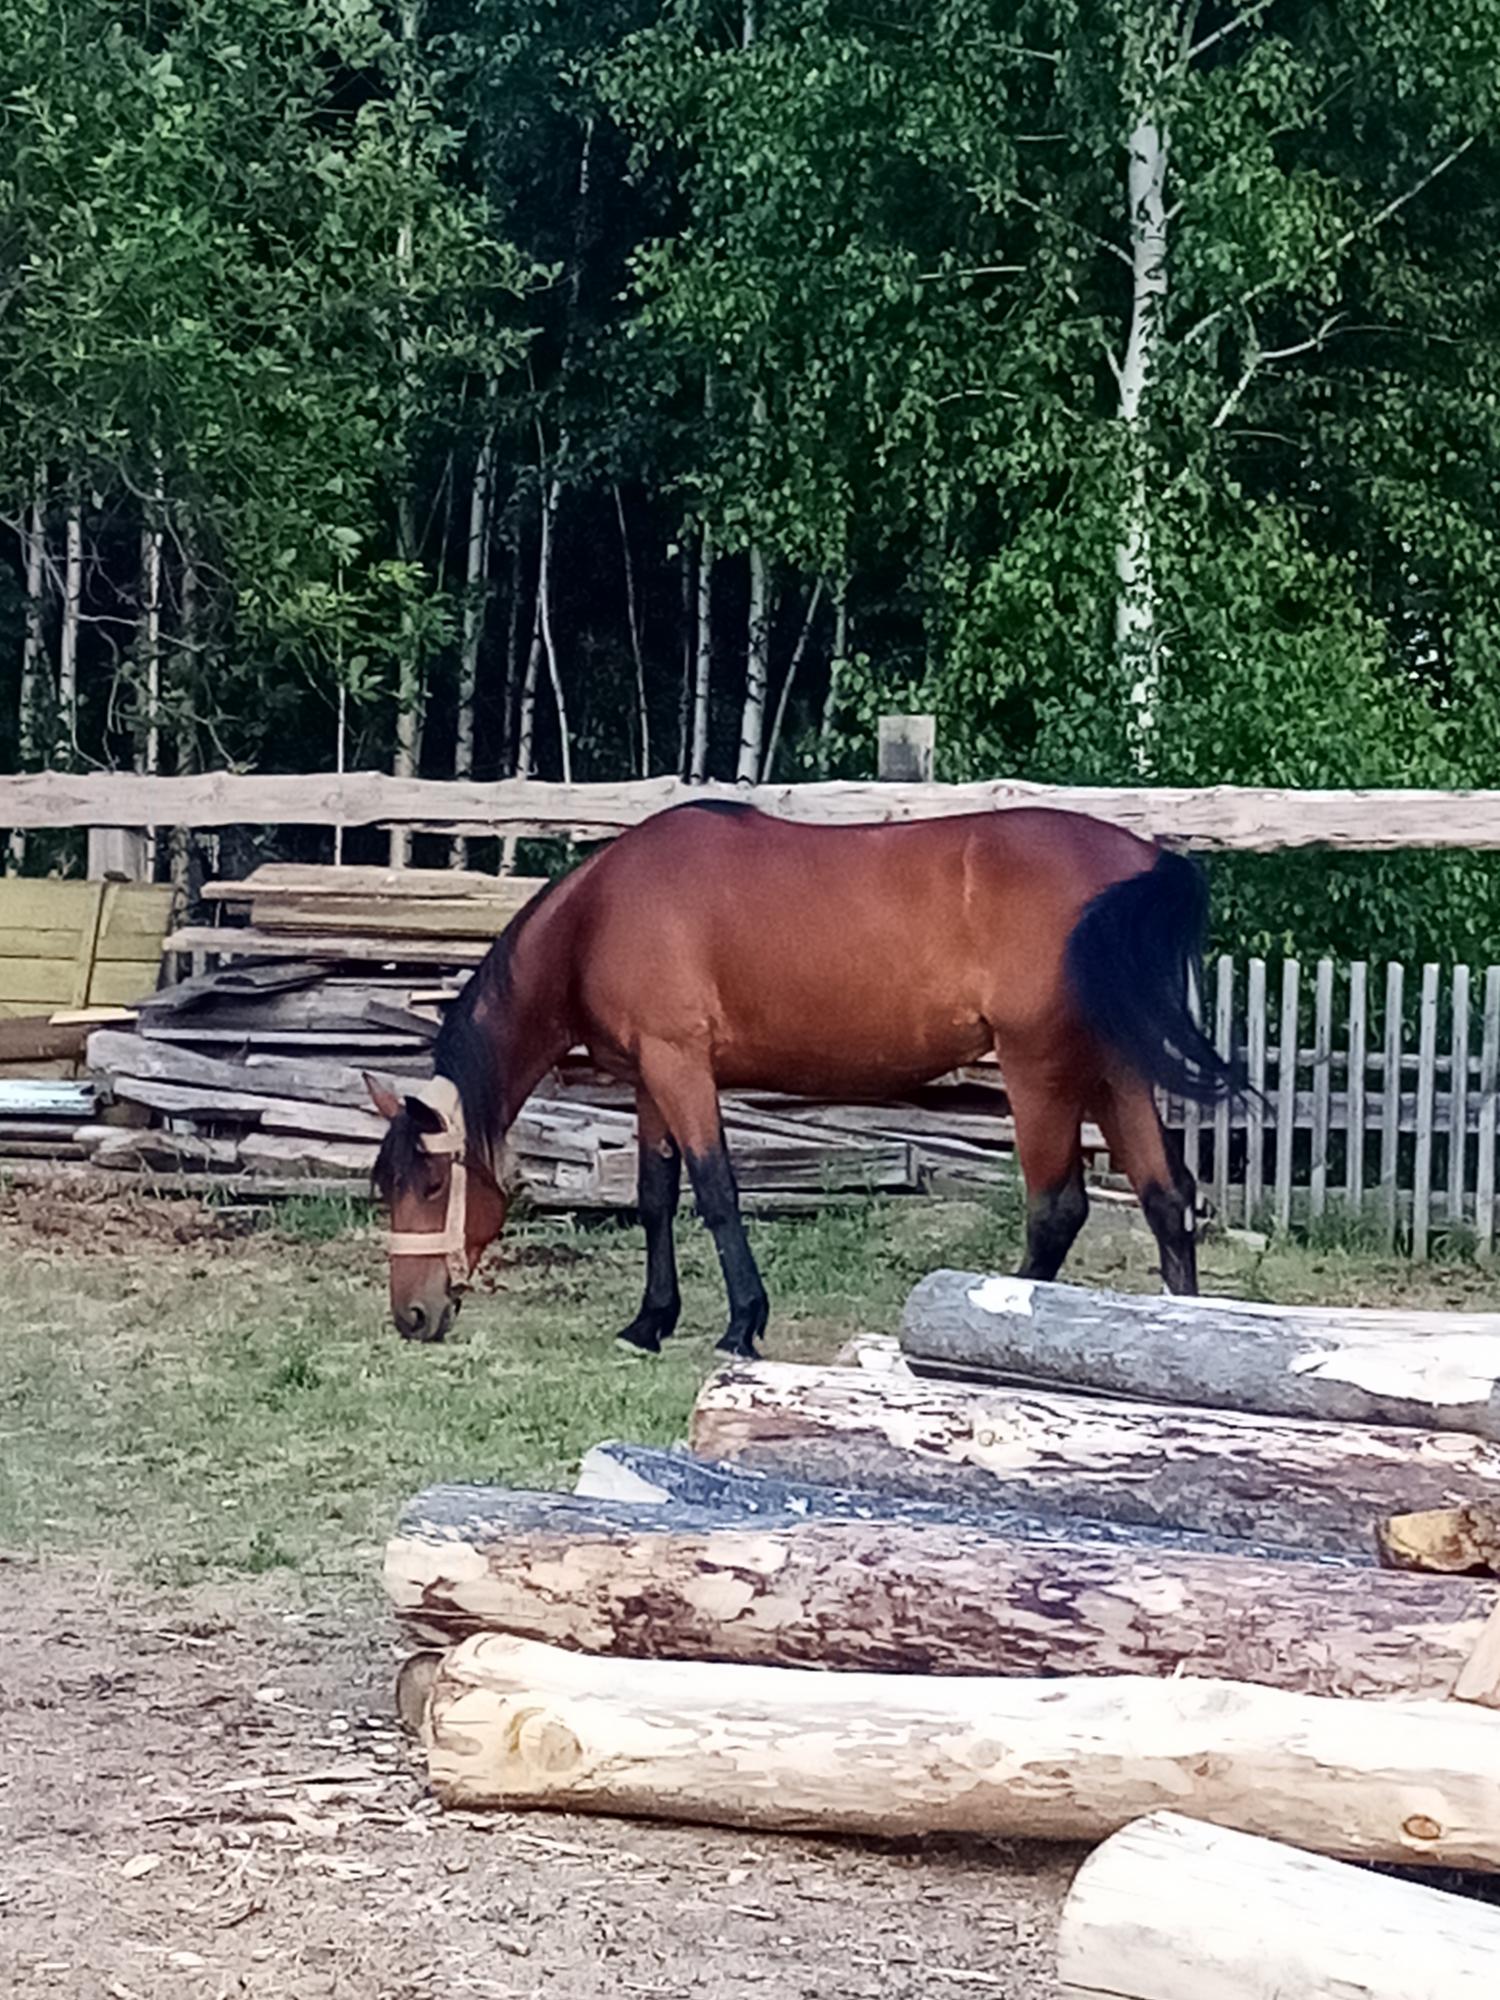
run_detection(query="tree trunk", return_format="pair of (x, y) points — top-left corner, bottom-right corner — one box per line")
(690, 519), (713, 780)
(421, 1633), (1500, 1867)
(453, 399), (497, 870)
(533, 453), (570, 785)
(1115, 111), (1169, 773)
(572, 1440), (1328, 1566)
(57, 492), (83, 766)
(7, 473), (46, 872)
(818, 572), (848, 776)
(169, 538), (199, 897)
(689, 1360), (1500, 1555)
(677, 542), (693, 774)
(902, 1272), (1500, 1441)
(384, 1484), (1492, 1698)
(388, 0), (423, 869)
(762, 575), (825, 780)
(736, 399), (771, 784)
(614, 483), (650, 778)
(1056, 1812), (1500, 2000)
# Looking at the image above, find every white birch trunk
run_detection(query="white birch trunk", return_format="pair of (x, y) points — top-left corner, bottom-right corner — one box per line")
(736, 390), (771, 783)
(691, 521), (713, 782)
(389, 0), (422, 869)
(7, 475), (46, 872)
(1115, 111), (1169, 772)
(57, 494), (83, 766)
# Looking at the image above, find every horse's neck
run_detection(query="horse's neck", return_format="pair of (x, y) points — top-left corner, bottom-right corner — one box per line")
(494, 892), (579, 1128)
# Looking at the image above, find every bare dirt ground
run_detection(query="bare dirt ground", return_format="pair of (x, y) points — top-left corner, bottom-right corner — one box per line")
(0, 1560), (1072, 2000)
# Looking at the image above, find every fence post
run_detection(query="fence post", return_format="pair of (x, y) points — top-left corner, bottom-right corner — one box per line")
(1309, 958), (1333, 1222)
(1380, 962), (1405, 1251)
(1346, 962), (1368, 1220)
(1274, 960), (1300, 1237)
(876, 715), (936, 783)
(1412, 963), (1440, 1260)
(86, 827), (149, 882)
(1450, 965), (1471, 1234)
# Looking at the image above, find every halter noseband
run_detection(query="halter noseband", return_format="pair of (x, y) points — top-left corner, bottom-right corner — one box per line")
(384, 1077), (471, 1288)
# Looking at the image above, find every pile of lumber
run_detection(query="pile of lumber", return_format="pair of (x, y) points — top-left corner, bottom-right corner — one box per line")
(385, 1272), (1500, 1921)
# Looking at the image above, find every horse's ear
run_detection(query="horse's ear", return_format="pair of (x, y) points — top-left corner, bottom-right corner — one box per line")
(405, 1094), (447, 1136)
(364, 1075), (403, 1122)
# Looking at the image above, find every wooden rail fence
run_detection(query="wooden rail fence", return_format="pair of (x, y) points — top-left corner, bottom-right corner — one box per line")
(1168, 957), (1500, 1257)
(9, 769), (1500, 849)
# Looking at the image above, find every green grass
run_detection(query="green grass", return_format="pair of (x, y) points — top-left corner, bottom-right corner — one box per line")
(3, 1183), (1497, 1598)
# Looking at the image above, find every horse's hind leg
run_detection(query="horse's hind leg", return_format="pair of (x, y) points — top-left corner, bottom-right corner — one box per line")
(1093, 1074), (1199, 1294)
(636, 1040), (769, 1358)
(1000, 1053), (1090, 1282)
(616, 1087), (683, 1355)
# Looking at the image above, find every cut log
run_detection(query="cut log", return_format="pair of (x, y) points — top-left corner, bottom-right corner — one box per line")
(902, 1271), (1500, 1441)
(1379, 1504), (1500, 1575)
(690, 1361), (1500, 1554)
(572, 1441), (1345, 1564)
(1055, 1811), (1500, 2000)
(385, 1483), (1490, 1696)
(422, 1634), (1500, 1867)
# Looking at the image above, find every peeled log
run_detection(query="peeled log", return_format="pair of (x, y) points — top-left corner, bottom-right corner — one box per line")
(424, 1634), (1500, 1868)
(384, 1484), (1492, 1697)
(1056, 1812), (1500, 2000)
(689, 1361), (1500, 1554)
(573, 1441), (1342, 1566)
(902, 1272), (1500, 1440)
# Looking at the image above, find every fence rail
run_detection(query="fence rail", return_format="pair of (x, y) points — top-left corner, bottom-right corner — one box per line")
(10, 770), (1500, 847)
(1166, 956), (1500, 1257)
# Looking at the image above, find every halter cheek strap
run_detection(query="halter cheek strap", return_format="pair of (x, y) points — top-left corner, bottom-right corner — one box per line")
(384, 1079), (471, 1289)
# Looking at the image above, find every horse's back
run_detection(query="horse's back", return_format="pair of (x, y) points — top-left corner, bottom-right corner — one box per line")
(570, 804), (1158, 1092)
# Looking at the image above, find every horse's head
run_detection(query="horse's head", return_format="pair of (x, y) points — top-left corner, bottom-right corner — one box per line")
(368, 1075), (511, 1342)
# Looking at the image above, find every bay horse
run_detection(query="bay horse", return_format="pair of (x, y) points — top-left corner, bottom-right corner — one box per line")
(370, 802), (1236, 1353)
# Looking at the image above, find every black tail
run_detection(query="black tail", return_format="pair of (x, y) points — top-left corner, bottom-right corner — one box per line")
(1064, 849), (1241, 1105)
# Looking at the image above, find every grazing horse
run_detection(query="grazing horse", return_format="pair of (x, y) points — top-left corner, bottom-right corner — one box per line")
(370, 801), (1235, 1353)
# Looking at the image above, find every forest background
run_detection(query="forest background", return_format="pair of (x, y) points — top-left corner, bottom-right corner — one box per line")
(4, 0), (1500, 960)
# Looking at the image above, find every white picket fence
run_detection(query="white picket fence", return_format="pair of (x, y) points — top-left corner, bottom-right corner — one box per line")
(1161, 958), (1500, 1257)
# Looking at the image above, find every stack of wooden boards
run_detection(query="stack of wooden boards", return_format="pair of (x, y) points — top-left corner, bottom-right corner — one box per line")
(385, 1273), (1500, 1989)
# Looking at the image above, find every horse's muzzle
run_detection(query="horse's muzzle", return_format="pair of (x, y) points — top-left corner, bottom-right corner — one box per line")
(395, 1297), (460, 1343)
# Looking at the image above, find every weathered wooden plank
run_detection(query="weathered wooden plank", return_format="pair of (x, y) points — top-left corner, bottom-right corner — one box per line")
(384, 1484), (1491, 1698)
(1212, 954), (1233, 1221)
(422, 1635), (1500, 1867)
(901, 1272), (1500, 1441)
(1381, 960), (1405, 1250)
(690, 1360), (1500, 1554)
(20, 770), (1500, 850)
(1346, 958), (1368, 1214)
(1414, 963), (1440, 1259)
(1273, 960), (1300, 1235)
(1309, 958), (1333, 1219)
(1245, 958), (1267, 1225)
(1480, 967), (1500, 1259)
(162, 925), (493, 964)
(1451, 964), (1472, 1232)
(1055, 1814), (1500, 2000)
(1454, 1601), (1500, 1707)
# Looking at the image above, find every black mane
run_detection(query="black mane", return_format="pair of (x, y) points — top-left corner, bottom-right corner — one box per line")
(373, 871), (567, 1197)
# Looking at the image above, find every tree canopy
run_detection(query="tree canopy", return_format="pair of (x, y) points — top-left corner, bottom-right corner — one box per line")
(4, 0), (1500, 954)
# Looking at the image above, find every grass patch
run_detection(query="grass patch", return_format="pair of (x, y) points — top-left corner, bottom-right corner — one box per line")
(2, 1186), (1495, 1598)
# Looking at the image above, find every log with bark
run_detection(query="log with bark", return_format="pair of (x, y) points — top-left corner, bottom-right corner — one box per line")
(420, 1633), (1500, 1867)
(1055, 1812), (1500, 2000)
(572, 1441), (1340, 1564)
(902, 1272), (1500, 1441)
(689, 1361), (1500, 1554)
(384, 1483), (1490, 1696)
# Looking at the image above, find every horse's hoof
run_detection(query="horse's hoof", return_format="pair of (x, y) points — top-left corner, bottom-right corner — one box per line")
(715, 1333), (758, 1359)
(616, 1321), (663, 1356)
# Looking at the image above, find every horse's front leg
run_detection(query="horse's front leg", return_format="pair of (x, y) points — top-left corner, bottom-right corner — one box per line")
(616, 1087), (683, 1355)
(637, 1040), (769, 1358)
